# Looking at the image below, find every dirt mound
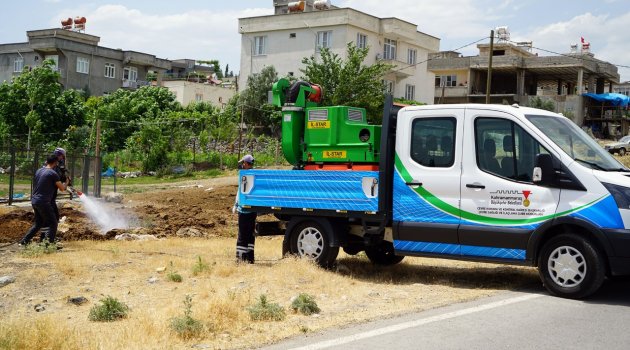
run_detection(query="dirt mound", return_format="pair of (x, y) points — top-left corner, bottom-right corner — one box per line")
(0, 207), (102, 243)
(126, 184), (239, 238)
(0, 180), (245, 243)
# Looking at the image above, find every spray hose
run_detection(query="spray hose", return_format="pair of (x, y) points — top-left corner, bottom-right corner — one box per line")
(68, 186), (83, 197)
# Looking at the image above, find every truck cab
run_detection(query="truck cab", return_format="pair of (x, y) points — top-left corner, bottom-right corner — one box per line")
(240, 97), (630, 299)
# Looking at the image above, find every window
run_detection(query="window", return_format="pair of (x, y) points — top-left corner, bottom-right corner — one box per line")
(289, 33), (296, 38)
(356, 33), (368, 49)
(123, 66), (138, 81)
(435, 75), (457, 87)
(76, 57), (89, 74)
(384, 38), (397, 60)
(13, 57), (24, 72)
(254, 36), (266, 56)
(407, 48), (417, 65)
(382, 80), (394, 94)
(195, 93), (203, 102)
(475, 117), (550, 181)
(317, 31), (332, 51)
(411, 118), (456, 167)
(104, 63), (116, 78)
(405, 84), (415, 100)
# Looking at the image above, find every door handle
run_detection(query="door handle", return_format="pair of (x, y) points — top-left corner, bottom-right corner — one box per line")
(405, 182), (423, 186)
(466, 183), (485, 189)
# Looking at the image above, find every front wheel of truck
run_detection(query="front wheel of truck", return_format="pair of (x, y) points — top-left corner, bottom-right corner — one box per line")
(538, 233), (605, 299)
(289, 220), (339, 268)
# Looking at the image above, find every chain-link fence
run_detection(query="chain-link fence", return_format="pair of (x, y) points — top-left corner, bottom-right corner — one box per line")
(0, 147), (102, 205)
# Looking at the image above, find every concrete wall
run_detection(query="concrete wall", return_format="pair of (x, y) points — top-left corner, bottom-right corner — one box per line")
(163, 81), (236, 107)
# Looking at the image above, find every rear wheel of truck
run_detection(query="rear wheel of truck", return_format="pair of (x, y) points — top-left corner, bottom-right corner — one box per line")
(289, 220), (339, 268)
(365, 241), (404, 265)
(538, 233), (605, 299)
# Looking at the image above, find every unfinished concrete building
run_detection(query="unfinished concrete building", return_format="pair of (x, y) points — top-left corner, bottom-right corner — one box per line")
(428, 40), (620, 130)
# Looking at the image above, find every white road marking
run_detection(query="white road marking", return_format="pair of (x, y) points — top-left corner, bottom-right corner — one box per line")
(289, 293), (543, 350)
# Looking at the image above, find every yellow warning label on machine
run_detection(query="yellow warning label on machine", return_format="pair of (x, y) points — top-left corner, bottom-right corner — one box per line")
(308, 121), (330, 129)
(323, 151), (347, 158)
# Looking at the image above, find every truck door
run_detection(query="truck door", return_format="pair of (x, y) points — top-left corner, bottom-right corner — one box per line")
(458, 109), (561, 261)
(392, 108), (464, 256)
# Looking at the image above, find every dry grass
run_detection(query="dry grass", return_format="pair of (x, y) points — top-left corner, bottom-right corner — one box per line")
(0, 237), (538, 349)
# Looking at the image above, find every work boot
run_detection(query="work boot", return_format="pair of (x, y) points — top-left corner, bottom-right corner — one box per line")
(247, 251), (255, 264)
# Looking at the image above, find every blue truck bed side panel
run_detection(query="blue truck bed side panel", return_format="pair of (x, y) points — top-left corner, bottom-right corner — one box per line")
(239, 170), (379, 212)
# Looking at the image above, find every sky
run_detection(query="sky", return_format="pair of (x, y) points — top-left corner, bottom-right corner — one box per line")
(1, 0), (629, 81)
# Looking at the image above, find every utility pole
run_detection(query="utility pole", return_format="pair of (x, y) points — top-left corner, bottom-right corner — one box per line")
(486, 29), (494, 104)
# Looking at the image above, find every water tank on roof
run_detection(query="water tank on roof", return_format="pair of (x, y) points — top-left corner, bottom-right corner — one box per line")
(61, 17), (73, 29)
(288, 1), (305, 12)
(314, 0), (331, 10)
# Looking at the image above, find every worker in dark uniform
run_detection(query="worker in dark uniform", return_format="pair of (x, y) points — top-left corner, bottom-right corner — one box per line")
(234, 154), (257, 263)
(40, 147), (70, 243)
(20, 154), (70, 246)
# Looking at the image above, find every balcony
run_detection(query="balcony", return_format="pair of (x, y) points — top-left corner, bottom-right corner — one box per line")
(434, 86), (469, 98)
(381, 58), (416, 78)
(122, 80), (137, 89)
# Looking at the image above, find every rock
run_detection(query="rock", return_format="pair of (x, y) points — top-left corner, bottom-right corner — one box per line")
(148, 277), (158, 284)
(104, 192), (124, 203)
(0, 276), (15, 288)
(114, 232), (158, 241)
(68, 296), (88, 306)
(156, 267), (166, 273)
(34, 304), (45, 312)
(176, 227), (204, 238)
(192, 345), (210, 349)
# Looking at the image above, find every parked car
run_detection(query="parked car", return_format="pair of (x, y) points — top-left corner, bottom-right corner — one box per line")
(604, 135), (630, 155)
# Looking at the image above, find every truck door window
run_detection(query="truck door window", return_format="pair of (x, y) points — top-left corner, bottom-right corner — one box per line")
(411, 118), (456, 167)
(475, 118), (549, 182)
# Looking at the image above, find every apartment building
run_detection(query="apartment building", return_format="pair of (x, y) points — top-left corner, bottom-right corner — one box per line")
(238, 1), (440, 104)
(0, 28), (170, 96)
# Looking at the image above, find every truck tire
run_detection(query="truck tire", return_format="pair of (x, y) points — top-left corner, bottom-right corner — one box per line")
(289, 220), (339, 268)
(365, 241), (404, 266)
(538, 233), (605, 299)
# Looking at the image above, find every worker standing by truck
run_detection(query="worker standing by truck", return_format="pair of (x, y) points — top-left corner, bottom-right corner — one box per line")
(234, 154), (257, 263)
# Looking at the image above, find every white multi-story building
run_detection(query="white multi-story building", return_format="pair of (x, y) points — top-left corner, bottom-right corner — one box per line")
(238, 1), (440, 104)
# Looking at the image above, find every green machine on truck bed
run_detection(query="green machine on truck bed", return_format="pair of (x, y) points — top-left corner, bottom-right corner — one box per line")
(239, 79), (630, 299)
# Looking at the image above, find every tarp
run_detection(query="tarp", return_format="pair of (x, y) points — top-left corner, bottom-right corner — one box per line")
(583, 92), (630, 107)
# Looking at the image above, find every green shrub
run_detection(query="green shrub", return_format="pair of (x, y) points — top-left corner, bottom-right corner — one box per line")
(20, 240), (58, 258)
(247, 294), (286, 321)
(88, 296), (129, 322)
(169, 295), (204, 339)
(291, 293), (320, 315)
(167, 261), (183, 282)
(192, 256), (211, 276)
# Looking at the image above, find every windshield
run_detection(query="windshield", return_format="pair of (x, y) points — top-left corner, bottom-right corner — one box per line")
(526, 115), (628, 171)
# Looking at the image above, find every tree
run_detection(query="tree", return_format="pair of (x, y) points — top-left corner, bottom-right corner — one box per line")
(224, 64), (229, 79)
(0, 59), (86, 149)
(300, 43), (393, 123)
(240, 66), (279, 129)
(197, 60), (223, 79)
(529, 97), (555, 112)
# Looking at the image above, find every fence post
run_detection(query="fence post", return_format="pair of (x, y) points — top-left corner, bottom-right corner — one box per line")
(8, 148), (16, 206)
(93, 156), (102, 198)
(31, 150), (39, 196)
(82, 154), (90, 196)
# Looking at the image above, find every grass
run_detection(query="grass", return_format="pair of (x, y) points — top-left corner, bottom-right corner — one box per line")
(1, 238), (538, 349)
(88, 296), (130, 322)
(247, 294), (286, 321)
(291, 293), (320, 315)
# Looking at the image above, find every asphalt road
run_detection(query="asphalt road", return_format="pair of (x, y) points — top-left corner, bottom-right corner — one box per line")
(261, 278), (630, 350)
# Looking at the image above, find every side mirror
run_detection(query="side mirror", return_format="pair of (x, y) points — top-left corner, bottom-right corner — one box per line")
(533, 153), (554, 186)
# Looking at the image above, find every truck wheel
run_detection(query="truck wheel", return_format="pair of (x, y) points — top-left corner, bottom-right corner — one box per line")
(619, 148), (626, 156)
(289, 221), (339, 268)
(538, 234), (605, 299)
(365, 241), (404, 266)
